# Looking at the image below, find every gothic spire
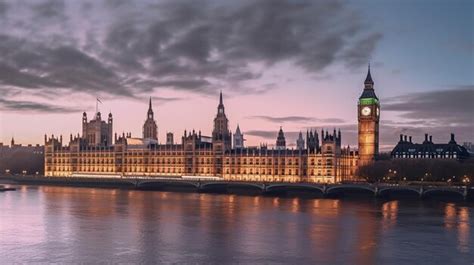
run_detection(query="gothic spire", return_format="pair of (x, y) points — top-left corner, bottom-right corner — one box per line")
(364, 63), (374, 88)
(217, 90), (225, 114)
(147, 97), (154, 119)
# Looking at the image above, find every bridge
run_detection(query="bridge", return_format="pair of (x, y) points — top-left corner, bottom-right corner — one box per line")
(2, 175), (471, 200)
(124, 178), (471, 200)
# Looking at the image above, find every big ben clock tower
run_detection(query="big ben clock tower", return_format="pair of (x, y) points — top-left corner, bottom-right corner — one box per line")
(358, 65), (380, 166)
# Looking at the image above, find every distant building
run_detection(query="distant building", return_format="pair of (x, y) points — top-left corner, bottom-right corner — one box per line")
(391, 133), (470, 160)
(0, 139), (44, 174)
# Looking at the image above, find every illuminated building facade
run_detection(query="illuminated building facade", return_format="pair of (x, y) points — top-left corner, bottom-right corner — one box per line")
(44, 72), (378, 183)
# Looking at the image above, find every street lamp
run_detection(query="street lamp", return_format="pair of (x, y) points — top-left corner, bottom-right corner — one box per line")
(462, 175), (470, 186)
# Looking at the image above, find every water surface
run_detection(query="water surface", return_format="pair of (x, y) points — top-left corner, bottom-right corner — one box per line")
(0, 185), (472, 264)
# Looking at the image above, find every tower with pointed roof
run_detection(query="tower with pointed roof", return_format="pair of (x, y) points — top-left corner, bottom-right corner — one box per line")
(212, 91), (232, 175)
(212, 91), (232, 150)
(296, 131), (305, 150)
(233, 124), (244, 149)
(143, 97), (158, 140)
(358, 65), (380, 165)
(276, 127), (286, 150)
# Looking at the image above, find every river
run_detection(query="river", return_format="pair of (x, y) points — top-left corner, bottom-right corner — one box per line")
(0, 185), (472, 264)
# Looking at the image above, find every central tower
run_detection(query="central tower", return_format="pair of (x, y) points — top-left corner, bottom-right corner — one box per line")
(212, 91), (232, 175)
(358, 65), (380, 166)
(143, 97), (158, 140)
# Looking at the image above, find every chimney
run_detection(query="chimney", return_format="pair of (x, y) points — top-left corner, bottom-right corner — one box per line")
(400, 134), (403, 142)
(404, 135), (407, 142)
(429, 135), (432, 143)
(450, 133), (456, 143)
(409, 136), (412, 143)
(424, 133), (428, 142)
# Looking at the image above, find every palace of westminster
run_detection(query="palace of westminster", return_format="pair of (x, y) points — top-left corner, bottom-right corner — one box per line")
(44, 68), (382, 183)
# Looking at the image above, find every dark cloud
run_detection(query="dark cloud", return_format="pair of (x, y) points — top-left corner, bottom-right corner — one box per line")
(0, 0), (381, 110)
(248, 115), (345, 124)
(342, 33), (383, 68)
(31, 0), (65, 20)
(383, 86), (474, 126)
(0, 98), (79, 113)
(0, 1), (8, 16)
(151, 96), (182, 103)
(0, 35), (132, 96)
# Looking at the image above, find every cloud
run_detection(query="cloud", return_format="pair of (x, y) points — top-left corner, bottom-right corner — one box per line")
(0, 98), (80, 113)
(151, 96), (183, 105)
(31, 0), (66, 20)
(0, 0), (381, 107)
(383, 86), (474, 126)
(248, 115), (345, 124)
(0, 1), (8, 17)
(342, 32), (383, 68)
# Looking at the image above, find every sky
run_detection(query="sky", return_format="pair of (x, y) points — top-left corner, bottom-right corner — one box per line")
(0, 0), (472, 151)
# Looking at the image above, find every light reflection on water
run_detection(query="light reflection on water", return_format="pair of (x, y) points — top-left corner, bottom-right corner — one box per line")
(0, 185), (473, 264)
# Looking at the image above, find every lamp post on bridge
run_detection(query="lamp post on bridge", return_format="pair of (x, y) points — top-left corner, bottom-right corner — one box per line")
(387, 169), (398, 184)
(462, 175), (470, 186)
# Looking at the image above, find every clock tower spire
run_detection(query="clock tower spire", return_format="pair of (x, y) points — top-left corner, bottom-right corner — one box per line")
(358, 65), (380, 166)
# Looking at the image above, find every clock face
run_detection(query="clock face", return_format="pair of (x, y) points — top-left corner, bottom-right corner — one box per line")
(376, 107), (380, 117)
(361, 106), (371, 116)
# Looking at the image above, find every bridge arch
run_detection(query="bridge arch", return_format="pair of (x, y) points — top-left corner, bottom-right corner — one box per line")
(378, 187), (421, 198)
(266, 183), (325, 194)
(137, 180), (199, 189)
(201, 182), (265, 192)
(326, 184), (375, 196)
(422, 188), (465, 200)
